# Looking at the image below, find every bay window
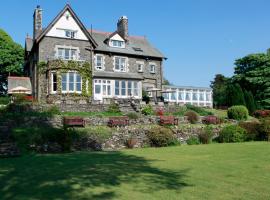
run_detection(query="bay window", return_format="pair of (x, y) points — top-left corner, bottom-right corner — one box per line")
(61, 72), (82, 93)
(94, 79), (112, 97)
(114, 80), (140, 97)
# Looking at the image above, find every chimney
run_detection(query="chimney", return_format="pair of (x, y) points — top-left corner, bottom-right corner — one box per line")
(117, 16), (128, 40)
(33, 5), (42, 39)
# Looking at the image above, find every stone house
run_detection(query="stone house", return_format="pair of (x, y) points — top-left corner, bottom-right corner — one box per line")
(24, 4), (165, 105)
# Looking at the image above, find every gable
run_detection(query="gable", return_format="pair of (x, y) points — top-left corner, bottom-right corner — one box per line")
(46, 10), (88, 40)
(110, 33), (124, 41)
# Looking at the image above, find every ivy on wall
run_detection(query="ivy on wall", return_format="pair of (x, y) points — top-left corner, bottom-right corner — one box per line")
(38, 60), (92, 97)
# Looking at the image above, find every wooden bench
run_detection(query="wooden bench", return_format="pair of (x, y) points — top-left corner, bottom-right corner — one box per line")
(108, 116), (129, 127)
(63, 116), (85, 127)
(160, 116), (178, 125)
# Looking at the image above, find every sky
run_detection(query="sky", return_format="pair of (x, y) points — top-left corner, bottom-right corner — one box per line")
(1, 0), (270, 87)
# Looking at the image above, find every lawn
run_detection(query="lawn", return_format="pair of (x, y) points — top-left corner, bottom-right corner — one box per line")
(0, 142), (269, 200)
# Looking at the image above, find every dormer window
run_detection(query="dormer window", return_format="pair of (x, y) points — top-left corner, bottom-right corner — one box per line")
(110, 40), (125, 48)
(65, 30), (76, 38)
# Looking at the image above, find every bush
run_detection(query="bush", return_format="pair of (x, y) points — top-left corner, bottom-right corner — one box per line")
(186, 136), (200, 145)
(186, 104), (213, 116)
(185, 111), (199, 124)
(126, 112), (139, 120)
(198, 125), (214, 144)
(141, 104), (153, 115)
(46, 105), (61, 115)
(254, 110), (270, 118)
(146, 126), (178, 147)
(258, 119), (270, 141)
(218, 125), (247, 143)
(107, 102), (121, 113)
(227, 105), (249, 120)
(0, 96), (10, 105)
(202, 115), (221, 125)
(171, 105), (188, 116)
(239, 121), (260, 141)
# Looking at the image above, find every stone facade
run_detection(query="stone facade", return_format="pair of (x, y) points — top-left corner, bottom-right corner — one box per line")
(25, 4), (165, 105)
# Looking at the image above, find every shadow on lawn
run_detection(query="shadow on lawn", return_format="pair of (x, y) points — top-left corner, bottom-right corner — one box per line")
(0, 151), (190, 200)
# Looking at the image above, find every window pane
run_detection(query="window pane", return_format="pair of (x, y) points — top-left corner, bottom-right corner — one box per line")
(52, 73), (57, 92)
(71, 49), (77, 60)
(58, 48), (64, 58)
(178, 92), (184, 100)
(69, 72), (74, 91)
(200, 93), (204, 101)
(128, 81), (132, 96)
(186, 93), (190, 100)
(115, 57), (120, 70)
(95, 85), (101, 94)
(103, 85), (106, 95)
(120, 58), (126, 71)
(76, 74), (81, 91)
(133, 82), (138, 96)
(96, 56), (102, 67)
(65, 49), (70, 59)
(171, 92), (176, 100)
(115, 80), (119, 95)
(107, 85), (111, 95)
(193, 93), (198, 100)
(61, 73), (67, 91)
(121, 81), (126, 96)
(65, 30), (70, 37)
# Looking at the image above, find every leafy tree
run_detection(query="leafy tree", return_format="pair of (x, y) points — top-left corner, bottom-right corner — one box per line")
(210, 74), (229, 107)
(0, 29), (24, 94)
(226, 83), (246, 106)
(163, 77), (171, 85)
(243, 89), (256, 114)
(233, 52), (270, 109)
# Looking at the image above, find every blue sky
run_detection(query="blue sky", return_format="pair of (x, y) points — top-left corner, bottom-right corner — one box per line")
(1, 0), (270, 87)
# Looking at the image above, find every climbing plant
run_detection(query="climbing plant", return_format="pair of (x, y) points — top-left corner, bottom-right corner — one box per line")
(38, 60), (92, 97)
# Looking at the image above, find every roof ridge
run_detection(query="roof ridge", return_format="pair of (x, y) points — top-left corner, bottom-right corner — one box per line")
(89, 29), (145, 40)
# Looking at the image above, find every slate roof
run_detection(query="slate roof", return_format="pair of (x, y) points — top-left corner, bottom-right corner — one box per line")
(90, 30), (164, 58)
(93, 71), (143, 80)
(163, 85), (212, 91)
(8, 76), (32, 92)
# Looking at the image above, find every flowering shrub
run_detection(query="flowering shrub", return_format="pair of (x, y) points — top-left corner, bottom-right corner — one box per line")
(202, 115), (220, 125)
(156, 107), (164, 116)
(141, 105), (153, 115)
(253, 110), (270, 118)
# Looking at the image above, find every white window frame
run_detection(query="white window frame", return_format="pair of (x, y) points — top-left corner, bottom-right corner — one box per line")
(114, 80), (140, 98)
(136, 61), (144, 72)
(55, 45), (80, 61)
(114, 56), (128, 72)
(149, 63), (156, 73)
(61, 71), (82, 93)
(94, 79), (112, 97)
(95, 54), (105, 70)
(110, 39), (125, 48)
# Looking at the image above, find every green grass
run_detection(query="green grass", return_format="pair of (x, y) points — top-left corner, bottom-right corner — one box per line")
(62, 111), (123, 117)
(0, 142), (269, 200)
(205, 108), (227, 118)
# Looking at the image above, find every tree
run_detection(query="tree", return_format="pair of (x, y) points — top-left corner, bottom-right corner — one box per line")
(0, 29), (24, 94)
(163, 77), (171, 85)
(226, 83), (246, 106)
(243, 89), (256, 114)
(233, 52), (270, 109)
(210, 74), (229, 107)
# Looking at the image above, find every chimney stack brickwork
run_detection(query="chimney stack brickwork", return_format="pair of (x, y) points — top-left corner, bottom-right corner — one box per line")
(33, 5), (42, 39)
(117, 16), (128, 40)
